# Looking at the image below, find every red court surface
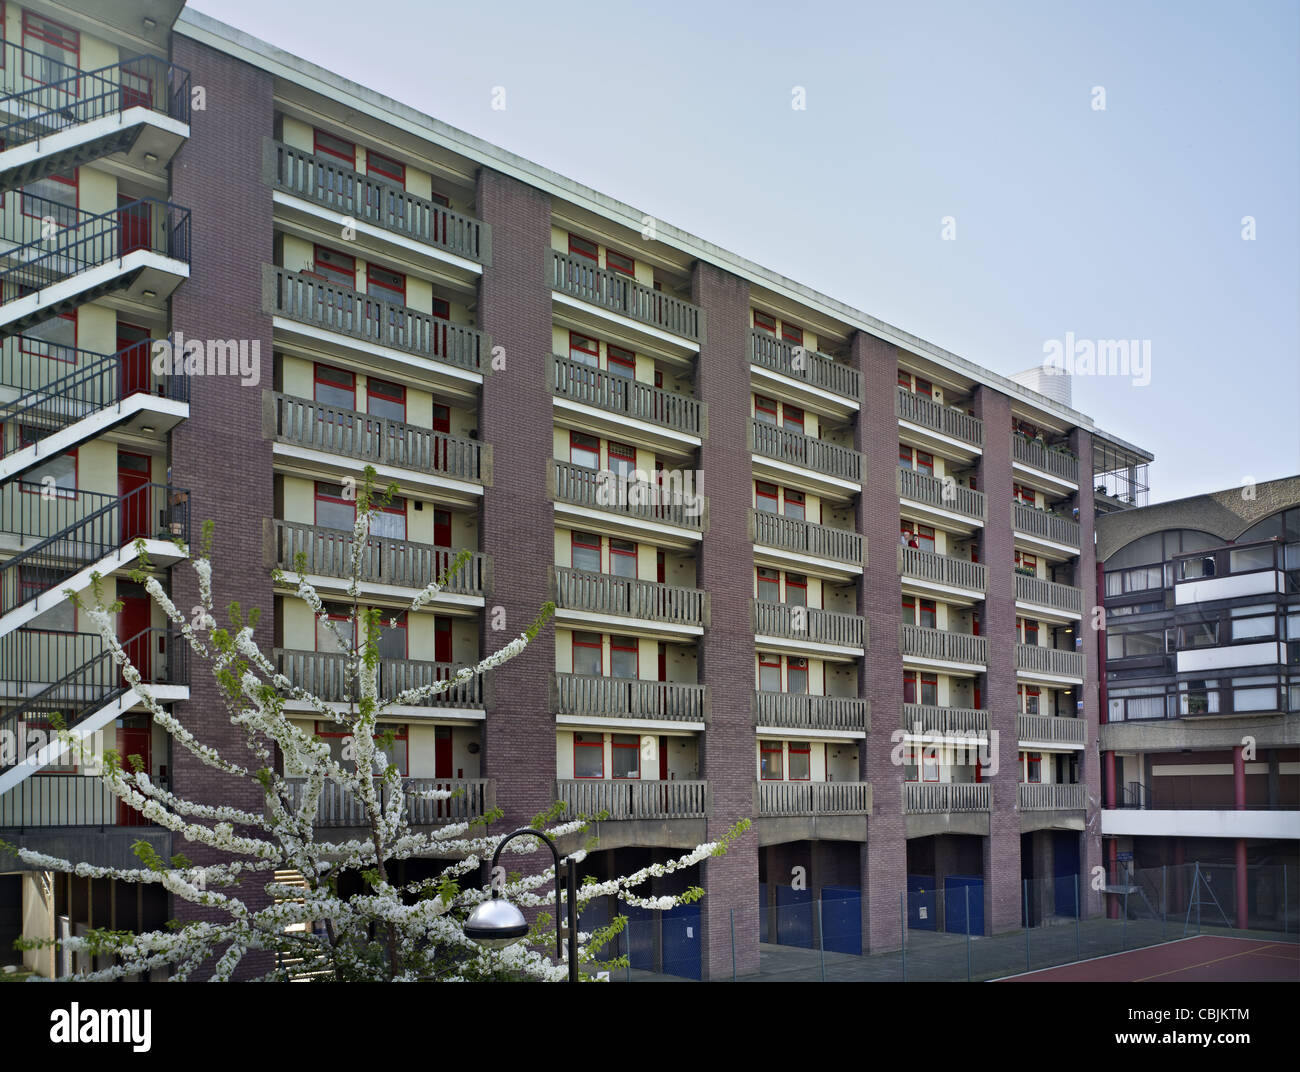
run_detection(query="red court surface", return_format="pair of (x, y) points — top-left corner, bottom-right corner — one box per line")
(997, 936), (1300, 982)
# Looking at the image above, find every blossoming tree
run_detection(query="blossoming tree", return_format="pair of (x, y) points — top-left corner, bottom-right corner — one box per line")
(5, 468), (746, 981)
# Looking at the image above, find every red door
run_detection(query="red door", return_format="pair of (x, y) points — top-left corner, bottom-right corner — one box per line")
(434, 726), (453, 779)
(116, 723), (152, 826)
(117, 322), (151, 398)
(117, 584), (151, 686)
(434, 617), (452, 664)
(434, 509), (451, 548)
(118, 451), (151, 543)
(119, 59), (153, 111)
(118, 196), (151, 255)
(659, 735), (668, 781)
(432, 403), (450, 472)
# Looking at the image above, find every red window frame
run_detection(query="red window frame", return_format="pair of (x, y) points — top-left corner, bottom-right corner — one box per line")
(571, 531), (602, 573)
(1021, 685), (1041, 715)
(315, 721), (408, 776)
(315, 602), (355, 652)
(607, 440), (636, 477)
(758, 653), (782, 692)
(429, 190), (451, 208)
(568, 235), (599, 262)
(606, 249), (635, 277)
(1013, 483), (1035, 506)
(609, 538), (637, 577)
(366, 150), (405, 186)
(366, 265), (406, 305)
(312, 245), (357, 289)
(915, 450), (934, 476)
(606, 344), (636, 377)
(22, 12), (79, 87)
(760, 740), (783, 781)
(314, 364), (356, 408)
(22, 170), (77, 221)
(19, 308), (76, 361)
(573, 732), (604, 779)
(609, 635), (639, 679)
(900, 523), (936, 553)
(23, 719), (78, 775)
(754, 395), (778, 423)
(753, 310), (777, 335)
(786, 656), (809, 694)
(787, 740), (811, 780)
(314, 129), (356, 166)
(430, 296), (450, 320)
(611, 733), (639, 779)
(784, 573), (807, 606)
(569, 430), (601, 469)
(782, 404), (805, 434)
(1024, 751), (1042, 784)
(313, 481), (355, 528)
(572, 632), (603, 676)
(569, 331), (600, 364)
(898, 370), (913, 390)
(366, 377), (405, 421)
(755, 481), (779, 512)
(902, 671), (938, 706)
(1020, 618), (1039, 645)
(914, 377), (933, 398)
(1015, 550), (1038, 573)
(783, 489), (805, 518)
(756, 566), (781, 602)
(781, 322), (803, 346)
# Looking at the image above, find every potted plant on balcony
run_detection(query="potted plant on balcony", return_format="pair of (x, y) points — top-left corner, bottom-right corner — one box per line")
(8, 466), (748, 982)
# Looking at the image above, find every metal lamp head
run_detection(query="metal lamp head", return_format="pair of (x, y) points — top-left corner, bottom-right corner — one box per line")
(464, 892), (529, 949)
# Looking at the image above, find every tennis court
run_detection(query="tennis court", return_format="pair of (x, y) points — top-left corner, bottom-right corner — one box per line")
(997, 935), (1299, 982)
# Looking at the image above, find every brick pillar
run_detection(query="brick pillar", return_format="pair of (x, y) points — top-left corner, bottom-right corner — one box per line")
(852, 330), (906, 951)
(1070, 428), (1103, 917)
(168, 37), (276, 975)
(972, 386), (1021, 933)
(690, 261), (759, 979)
(473, 169), (556, 833)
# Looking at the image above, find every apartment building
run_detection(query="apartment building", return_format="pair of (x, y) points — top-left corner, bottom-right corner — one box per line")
(1097, 477), (1300, 930)
(0, 1), (1154, 979)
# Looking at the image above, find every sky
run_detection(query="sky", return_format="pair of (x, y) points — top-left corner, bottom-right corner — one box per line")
(189, 0), (1300, 504)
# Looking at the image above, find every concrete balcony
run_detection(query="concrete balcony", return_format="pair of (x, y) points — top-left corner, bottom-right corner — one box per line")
(752, 599), (866, 660)
(1011, 435), (1079, 492)
(266, 518), (488, 606)
(1015, 643), (1086, 684)
(1017, 714), (1087, 749)
(551, 355), (705, 451)
(1014, 572), (1084, 621)
(552, 460), (705, 546)
(555, 778), (708, 820)
(273, 649), (485, 711)
(549, 249), (703, 352)
(895, 386), (984, 457)
(1012, 502), (1081, 557)
(756, 780), (872, 817)
(901, 704), (990, 737)
(748, 328), (860, 415)
(750, 418), (863, 498)
(283, 777), (495, 826)
(750, 509), (864, 580)
(266, 141), (490, 273)
(264, 267), (487, 397)
(265, 392), (489, 504)
(897, 468), (986, 531)
(552, 673), (708, 726)
(900, 624), (987, 674)
(899, 545), (985, 604)
(553, 566), (707, 637)
(754, 691), (869, 736)
(1018, 783), (1088, 811)
(904, 782), (991, 813)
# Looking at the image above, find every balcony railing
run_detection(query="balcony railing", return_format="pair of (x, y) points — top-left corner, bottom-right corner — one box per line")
(898, 545), (986, 592)
(901, 704), (989, 736)
(283, 777), (495, 826)
(897, 468), (986, 521)
(1012, 436), (1079, 483)
(0, 775), (133, 830)
(750, 419), (862, 483)
(754, 691), (868, 733)
(1017, 714), (1087, 746)
(265, 267), (486, 374)
(552, 461), (704, 530)
(267, 393), (488, 483)
(273, 649), (484, 707)
(904, 782), (991, 813)
(748, 329), (860, 402)
(551, 355), (704, 437)
(266, 141), (490, 263)
(1014, 573), (1083, 614)
(553, 673), (706, 722)
(900, 625), (987, 665)
(749, 509), (864, 567)
(756, 780), (872, 817)
(1015, 644), (1085, 679)
(554, 567), (706, 628)
(1012, 502), (1080, 549)
(555, 778), (708, 820)
(268, 519), (487, 596)
(549, 250), (703, 343)
(752, 599), (866, 649)
(1018, 783), (1088, 811)
(895, 387), (984, 447)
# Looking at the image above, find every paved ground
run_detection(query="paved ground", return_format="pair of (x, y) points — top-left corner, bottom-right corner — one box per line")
(997, 935), (1300, 983)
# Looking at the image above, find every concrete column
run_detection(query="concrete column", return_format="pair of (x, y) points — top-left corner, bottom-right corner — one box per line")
(1104, 750), (1116, 808)
(1234, 744), (1247, 927)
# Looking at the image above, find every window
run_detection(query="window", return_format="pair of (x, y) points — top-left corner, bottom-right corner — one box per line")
(367, 265), (405, 305)
(570, 431), (600, 469)
(781, 322), (803, 346)
(610, 636), (638, 679)
(316, 603), (353, 654)
(376, 612), (407, 659)
(24, 721), (78, 774)
(784, 573), (807, 607)
(314, 364), (355, 409)
(757, 567), (781, 602)
(572, 532), (601, 573)
(611, 734), (639, 778)
(898, 371), (913, 390)
(572, 632), (602, 676)
(902, 597), (936, 629)
(753, 311), (777, 335)
(1018, 617), (1039, 645)
(902, 672), (937, 706)
(606, 250), (635, 277)
(758, 654), (782, 692)
(574, 733), (604, 778)
(1020, 685), (1041, 715)
(788, 741), (811, 781)
(315, 482), (355, 531)
(1023, 751), (1042, 783)
(20, 566), (74, 632)
(609, 539), (637, 579)
(569, 235), (599, 262)
(760, 740), (783, 780)
(606, 344), (636, 379)
(366, 150), (405, 186)
(913, 377), (933, 398)
(20, 310), (75, 360)
(21, 434), (75, 497)
(782, 404), (805, 434)
(429, 190), (451, 208)
(903, 744), (939, 782)
(23, 171), (77, 227)
(787, 657), (809, 694)
(921, 746), (939, 782)
(911, 524), (936, 553)
(371, 492), (406, 540)
(314, 130), (356, 165)
(22, 12), (79, 89)
(915, 450), (934, 476)
(366, 377), (405, 422)
(783, 489), (805, 521)
(1015, 550), (1037, 574)
(607, 441), (636, 479)
(755, 481), (779, 514)
(1013, 483), (1035, 506)
(312, 245), (356, 289)
(754, 395), (778, 425)
(569, 331), (600, 367)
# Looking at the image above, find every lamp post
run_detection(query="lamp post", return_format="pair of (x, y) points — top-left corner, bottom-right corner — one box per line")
(463, 827), (579, 982)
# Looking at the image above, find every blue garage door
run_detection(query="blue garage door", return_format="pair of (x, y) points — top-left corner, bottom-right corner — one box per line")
(907, 874), (937, 931)
(776, 884), (814, 948)
(944, 875), (984, 935)
(821, 885), (862, 954)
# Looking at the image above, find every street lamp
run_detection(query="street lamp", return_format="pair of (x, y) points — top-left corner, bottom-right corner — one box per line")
(463, 827), (579, 982)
